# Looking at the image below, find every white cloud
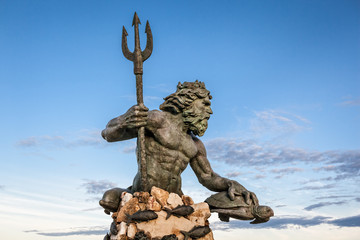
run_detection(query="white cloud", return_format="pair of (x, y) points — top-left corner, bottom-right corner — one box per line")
(81, 179), (117, 195)
(250, 110), (311, 137)
(205, 138), (360, 181)
(15, 129), (106, 149)
(339, 97), (360, 106)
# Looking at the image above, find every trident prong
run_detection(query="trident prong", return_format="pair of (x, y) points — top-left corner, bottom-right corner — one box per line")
(122, 12), (153, 75)
(121, 12), (153, 192)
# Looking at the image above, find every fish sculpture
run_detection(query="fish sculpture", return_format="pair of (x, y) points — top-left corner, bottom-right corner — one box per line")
(163, 205), (194, 219)
(134, 231), (149, 240)
(110, 221), (118, 235)
(180, 226), (211, 240)
(161, 234), (178, 240)
(125, 210), (158, 224)
(103, 233), (110, 240)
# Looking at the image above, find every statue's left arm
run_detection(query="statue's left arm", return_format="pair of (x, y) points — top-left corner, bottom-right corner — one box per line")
(190, 136), (258, 205)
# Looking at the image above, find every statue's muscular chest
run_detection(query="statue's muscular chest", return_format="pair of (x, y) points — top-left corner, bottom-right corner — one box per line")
(146, 126), (198, 160)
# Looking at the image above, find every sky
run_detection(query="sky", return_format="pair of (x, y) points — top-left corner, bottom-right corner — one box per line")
(0, 0), (359, 239)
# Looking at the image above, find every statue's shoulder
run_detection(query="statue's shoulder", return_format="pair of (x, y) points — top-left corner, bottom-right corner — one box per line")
(147, 110), (166, 128)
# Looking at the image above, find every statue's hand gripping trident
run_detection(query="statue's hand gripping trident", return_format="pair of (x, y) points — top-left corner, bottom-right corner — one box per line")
(122, 12), (153, 192)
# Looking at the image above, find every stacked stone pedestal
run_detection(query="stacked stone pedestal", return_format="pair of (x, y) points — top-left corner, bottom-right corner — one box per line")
(105, 186), (213, 240)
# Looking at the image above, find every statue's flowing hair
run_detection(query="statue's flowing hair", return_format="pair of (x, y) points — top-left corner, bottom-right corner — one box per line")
(160, 80), (212, 114)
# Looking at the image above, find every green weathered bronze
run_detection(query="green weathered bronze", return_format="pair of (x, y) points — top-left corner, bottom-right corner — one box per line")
(99, 187), (131, 214)
(101, 12), (274, 224)
(205, 191), (274, 223)
(121, 12), (153, 192)
(102, 80), (257, 202)
(180, 226), (211, 240)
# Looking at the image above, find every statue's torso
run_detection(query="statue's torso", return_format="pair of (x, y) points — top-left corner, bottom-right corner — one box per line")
(132, 111), (198, 195)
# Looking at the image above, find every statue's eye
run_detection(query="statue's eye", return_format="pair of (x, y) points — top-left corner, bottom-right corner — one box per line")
(203, 100), (211, 106)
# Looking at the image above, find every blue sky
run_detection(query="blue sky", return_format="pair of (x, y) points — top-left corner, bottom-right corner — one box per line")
(0, 0), (359, 239)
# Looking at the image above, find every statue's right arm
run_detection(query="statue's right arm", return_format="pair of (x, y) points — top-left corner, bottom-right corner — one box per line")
(101, 105), (149, 142)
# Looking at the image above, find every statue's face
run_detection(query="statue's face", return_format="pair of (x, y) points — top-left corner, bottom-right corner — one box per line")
(186, 96), (213, 136)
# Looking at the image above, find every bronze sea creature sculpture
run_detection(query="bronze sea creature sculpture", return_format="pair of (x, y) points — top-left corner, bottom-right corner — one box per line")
(164, 205), (194, 219)
(205, 191), (274, 223)
(126, 210), (158, 224)
(99, 188), (131, 214)
(134, 231), (150, 240)
(161, 234), (178, 240)
(103, 233), (110, 240)
(110, 221), (118, 235)
(180, 226), (211, 240)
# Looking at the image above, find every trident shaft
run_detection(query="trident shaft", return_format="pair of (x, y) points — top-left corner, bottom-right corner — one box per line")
(122, 12), (153, 192)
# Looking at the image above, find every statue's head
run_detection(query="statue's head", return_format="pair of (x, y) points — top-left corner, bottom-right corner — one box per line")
(160, 80), (213, 136)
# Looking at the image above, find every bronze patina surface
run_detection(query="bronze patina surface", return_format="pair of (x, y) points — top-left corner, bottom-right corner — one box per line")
(100, 12), (273, 224)
(102, 80), (258, 202)
(121, 12), (153, 192)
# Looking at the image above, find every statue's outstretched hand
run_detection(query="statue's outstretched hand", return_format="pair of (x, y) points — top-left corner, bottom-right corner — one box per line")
(123, 104), (148, 129)
(228, 180), (259, 205)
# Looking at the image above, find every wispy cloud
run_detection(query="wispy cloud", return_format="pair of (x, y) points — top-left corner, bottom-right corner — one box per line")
(293, 184), (336, 191)
(0, 185), (4, 190)
(16, 136), (64, 148)
(226, 172), (242, 178)
(330, 215), (360, 227)
(81, 207), (103, 212)
(271, 167), (303, 178)
(271, 167), (303, 174)
(212, 215), (331, 230)
(249, 110), (311, 140)
(81, 179), (117, 195)
(339, 97), (360, 106)
(300, 177), (334, 184)
(25, 226), (108, 236)
(212, 214), (360, 230)
(15, 129), (106, 149)
(123, 143), (136, 154)
(206, 138), (360, 181)
(255, 174), (266, 179)
(304, 201), (347, 211)
(315, 195), (354, 200)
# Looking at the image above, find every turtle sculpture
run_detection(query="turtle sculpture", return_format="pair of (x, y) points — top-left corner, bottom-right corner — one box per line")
(205, 191), (274, 223)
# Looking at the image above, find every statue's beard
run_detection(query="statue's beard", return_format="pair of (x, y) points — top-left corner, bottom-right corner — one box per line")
(183, 111), (208, 137)
(190, 118), (208, 136)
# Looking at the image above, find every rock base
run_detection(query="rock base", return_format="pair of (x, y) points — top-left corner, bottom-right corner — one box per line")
(104, 186), (214, 240)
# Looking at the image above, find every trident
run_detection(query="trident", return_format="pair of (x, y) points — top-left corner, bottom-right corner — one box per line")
(122, 12), (153, 192)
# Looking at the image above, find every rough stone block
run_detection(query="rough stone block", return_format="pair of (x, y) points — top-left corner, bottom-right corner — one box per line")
(146, 196), (162, 211)
(120, 192), (133, 207)
(118, 222), (127, 235)
(181, 195), (194, 206)
(151, 186), (169, 207)
(127, 223), (137, 239)
(117, 198), (140, 223)
(133, 191), (150, 203)
(167, 193), (183, 209)
(188, 202), (211, 226)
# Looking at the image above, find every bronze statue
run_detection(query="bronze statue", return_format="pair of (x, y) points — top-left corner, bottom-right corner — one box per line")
(102, 80), (257, 204)
(205, 191), (274, 223)
(100, 13), (273, 224)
